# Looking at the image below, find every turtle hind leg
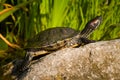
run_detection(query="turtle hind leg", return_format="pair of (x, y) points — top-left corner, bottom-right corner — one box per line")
(20, 50), (49, 71)
(19, 52), (33, 71)
(80, 37), (96, 45)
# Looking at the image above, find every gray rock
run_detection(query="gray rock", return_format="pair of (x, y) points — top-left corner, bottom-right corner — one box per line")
(19, 39), (120, 80)
(2, 39), (120, 80)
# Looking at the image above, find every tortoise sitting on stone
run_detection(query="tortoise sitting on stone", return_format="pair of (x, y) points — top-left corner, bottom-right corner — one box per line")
(22, 16), (102, 70)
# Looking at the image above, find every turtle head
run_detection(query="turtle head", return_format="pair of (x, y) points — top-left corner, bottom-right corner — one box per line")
(80, 16), (102, 37)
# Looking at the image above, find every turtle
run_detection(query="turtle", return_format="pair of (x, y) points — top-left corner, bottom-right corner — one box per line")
(22, 16), (102, 70)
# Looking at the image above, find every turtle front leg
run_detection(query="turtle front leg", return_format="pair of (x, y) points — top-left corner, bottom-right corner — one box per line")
(80, 37), (96, 45)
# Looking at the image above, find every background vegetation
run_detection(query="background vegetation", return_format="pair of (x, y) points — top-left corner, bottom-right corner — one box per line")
(0, 0), (120, 73)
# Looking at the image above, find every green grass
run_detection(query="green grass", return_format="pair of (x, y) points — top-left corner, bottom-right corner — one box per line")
(0, 0), (120, 42)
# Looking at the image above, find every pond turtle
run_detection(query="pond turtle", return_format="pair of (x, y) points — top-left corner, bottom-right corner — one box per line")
(22, 16), (102, 70)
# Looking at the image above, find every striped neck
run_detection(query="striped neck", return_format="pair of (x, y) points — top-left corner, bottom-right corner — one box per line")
(79, 16), (102, 38)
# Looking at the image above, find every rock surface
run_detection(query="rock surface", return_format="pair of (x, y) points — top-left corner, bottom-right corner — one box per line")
(17, 39), (120, 80)
(3, 39), (120, 80)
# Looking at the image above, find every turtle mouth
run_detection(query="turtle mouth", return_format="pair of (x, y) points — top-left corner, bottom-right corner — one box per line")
(80, 16), (102, 38)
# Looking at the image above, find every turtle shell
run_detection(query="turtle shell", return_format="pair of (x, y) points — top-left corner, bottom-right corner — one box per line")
(25, 27), (79, 51)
